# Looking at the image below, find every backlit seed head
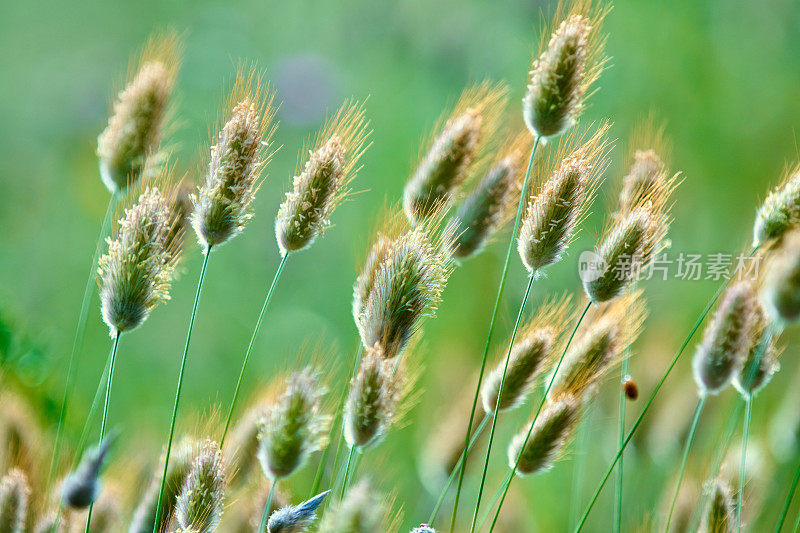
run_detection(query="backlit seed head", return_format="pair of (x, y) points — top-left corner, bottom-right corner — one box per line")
(61, 435), (115, 509)
(763, 231), (800, 323)
(448, 131), (532, 260)
(353, 234), (394, 324)
(192, 69), (278, 248)
(318, 480), (388, 533)
(257, 368), (330, 480)
(404, 82), (506, 222)
(733, 302), (781, 397)
(267, 490), (329, 533)
(165, 178), (193, 260)
(753, 164), (800, 248)
(344, 347), (402, 450)
(0, 469), (29, 533)
(551, 290), (646, 398)
(701, 478), (735, 533)
(617, 117), (674, 213)
(693, 282), (757, 395)
(355, 221), (454, 358)
(508, 395), (581, 476)
(522, 2), (608, 138)
(98, 186), (178, 336)
(97, 32), (180, 193)
(481, 294), (573, 413)
(276, 101), (371, 254)
(517, 123), (610, 274)
(0, 392), (42, 489)
(412, 526), (436, 533)
(175, 439), (226, 533)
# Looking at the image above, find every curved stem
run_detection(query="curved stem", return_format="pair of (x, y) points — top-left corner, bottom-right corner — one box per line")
(220, 253), (289, 447)
(258, 479), (277, 533)
(614, 356), (630, 532)
(84, 330), (121, 533)
(776, 458), (800, 532)
(470, 274), (536, 533)
(664, 395), (706, 532)
(428, 414), (490, 525)
(49, 195), (117, 492)
(737, 396), (752, 532)
(449, 136), (540, 533)
(152, 245), (212, 533)
(488, 301), (591, 532)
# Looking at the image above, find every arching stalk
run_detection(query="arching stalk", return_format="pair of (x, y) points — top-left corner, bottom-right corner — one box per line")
(664, 396), (706, 531)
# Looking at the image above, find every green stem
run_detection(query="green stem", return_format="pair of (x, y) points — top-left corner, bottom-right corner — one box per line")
(793, 508), (800, 533)
(152, 245), (212, 533)
(664, 395), (706, 532)
(776, 458), (800, 532)
(470, 274), (536, 533)
(84, 330), (121, 533)
(258, 479), (277, 533)
(614, 356), (630, 532)
(449, 136), (540, 533)
(571, 404), (593, 528)
(737, 396), (752, 532)
(340, 447), (356, 498)
(488, 301), (591, 532)
(48, 195), (117, 492)
(220, 253), (289, 447)
(428, 414), (490, 525)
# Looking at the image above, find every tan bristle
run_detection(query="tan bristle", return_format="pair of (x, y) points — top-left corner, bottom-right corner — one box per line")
(0, 468), (29, 533)
(276, 100), (371, 254)
(617, 116), (674, 213)
(175, 439), (227, 533)
(753, 163), (800, 248)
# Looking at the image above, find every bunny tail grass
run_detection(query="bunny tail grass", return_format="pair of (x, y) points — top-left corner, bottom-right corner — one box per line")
(84, 330), (121, 533)
(469, 274), (536, 533)
(664, 396), (706, 532)
(220, 253), (289, 447)
(776, 458), (800, 532)
(258, 479), (277, 533)
(448, 135), (541, 533)
(572, 252), (756, 532)
(152, 244), (212, 533)
(487, 300), (591, 532)
(737, 397), (751, 532)
(48, 196), (118, 492)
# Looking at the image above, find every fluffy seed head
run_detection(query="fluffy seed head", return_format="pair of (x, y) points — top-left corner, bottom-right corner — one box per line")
(763, 231), (800, 323)
(701, 478), (735, 533)
(276, 101), (370, 254)
(175, 439), (226, 533)
(616, 118), (674, 212)
(318, 480), (388, 533)
(508, 396), (581, 475)
(733, 302), (781, 397)
(481, 295), (573, 413)
(352, 234), (394, 323)
(61, 436), (115, 509)
(551, 290), (646, 398)
(192, 69), (277, 248)
(0, 469), (29, 533)
(267, 490), (329, 533)
(753, 164), (800, 248)
(693, 282), (757, 395)
(344, 347), (402, 450)
(412, 526), (436, 533)
(98, 186), (179, 336)
(97, 33), (180, 193)
(403, 82), (506, 222)
(356, 221), (454, 358)
(448, 131), (532, 259)
(522, 2), (608, 138)
(517, 123), (610, 274)
(257, 368), (330, 480)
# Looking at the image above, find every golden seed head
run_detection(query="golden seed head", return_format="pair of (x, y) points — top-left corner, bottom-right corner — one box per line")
(276, 101), (371, 254)
(753, 165), (800, 248)
(0, 469), (29, 533)
(192, 70), (277, 248)
(257, 368), (330, 480)
(344, 347), (402, 450)
(98, 186), (178, 336)
(352, 233), (394, 324)
(518, 123), (610, 274)
(619, 150), (666, 211)
(403, 82), (507, 223)
(175, 439), (226, 533)
(693, 282), (757, 395)
(702, 478), (735, 533)
(763, 230), (800, 323)
(523, 3), (607, 138)
(733, 301), (781, 397)
(97, 33), (180, 193)
(507, 395), (581, 476)
(318, 480), (388, 533)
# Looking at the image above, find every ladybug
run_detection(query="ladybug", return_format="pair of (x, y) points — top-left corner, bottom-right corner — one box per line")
(623, 375), (638, 401)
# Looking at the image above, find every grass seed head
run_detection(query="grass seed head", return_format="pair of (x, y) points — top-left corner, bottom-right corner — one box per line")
(0, 468), (29, 533)
(517, 123), (610, 274)
(733, 301), (781, 397)
(693, 282), (757, 395)
(344, 347), (402, 450)
(522, 1), (608, 138)
(276, 100), (370, 254)
(403, 82), (506, 222)
(98, 186), (178, 336)
(763, 230), (800, 323)
(267, 489), (329, 533)
(753, 164), (800, 248)
(701, 478), (736, 533)
(175, 439), (226, 533)
(60, 436), (115, 509)
(257, 368), (330, 480)
(97, 32), (180, 193)
(507, 395), (581, 476)
(412, 526), (436, 533)
(318, 480), (388, 533)
(192, 68), (277, 248)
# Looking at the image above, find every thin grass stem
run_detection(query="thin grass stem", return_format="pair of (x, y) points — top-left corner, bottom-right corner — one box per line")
(614, 356), (630, 532)
(776, 458), (800, 532)
(258, 479), (277, 533)
(340, 447), (356, 499)
(737, 396), (752, 532)
(664, 395), (706, 532)
(570, 404), (593, 528)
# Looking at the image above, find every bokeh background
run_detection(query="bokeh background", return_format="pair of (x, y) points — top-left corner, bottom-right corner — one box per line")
(1, 0), (800, 530)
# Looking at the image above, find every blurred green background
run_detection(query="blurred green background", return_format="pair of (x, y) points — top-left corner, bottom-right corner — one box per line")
(1, 0), (800, 530)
